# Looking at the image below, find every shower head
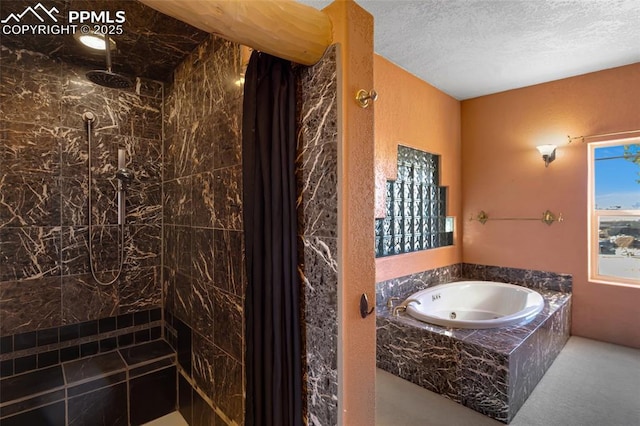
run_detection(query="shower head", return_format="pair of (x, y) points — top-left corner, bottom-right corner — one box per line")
(86, 34), (133, 89)
(86, 70), (133, 89)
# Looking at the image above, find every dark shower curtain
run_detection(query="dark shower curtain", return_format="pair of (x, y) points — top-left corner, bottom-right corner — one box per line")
(242, 51), (303, 426)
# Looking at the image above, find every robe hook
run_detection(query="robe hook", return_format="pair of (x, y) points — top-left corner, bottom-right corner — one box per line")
(356, 89), (378, 108)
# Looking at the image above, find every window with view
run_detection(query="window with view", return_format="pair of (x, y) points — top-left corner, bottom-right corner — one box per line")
(589, 139), (640, 285)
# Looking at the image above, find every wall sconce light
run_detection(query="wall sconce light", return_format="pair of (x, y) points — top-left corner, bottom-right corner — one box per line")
(536, 144), (557, 167)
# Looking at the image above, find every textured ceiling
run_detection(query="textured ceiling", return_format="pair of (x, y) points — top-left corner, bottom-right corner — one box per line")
(299, 0), (640, 100)
(2, 0), (638, 96)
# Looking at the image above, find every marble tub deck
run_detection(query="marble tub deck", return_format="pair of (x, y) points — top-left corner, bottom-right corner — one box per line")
(376, 289), (571, 423)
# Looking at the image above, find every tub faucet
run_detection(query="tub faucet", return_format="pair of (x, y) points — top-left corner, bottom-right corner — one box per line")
(392, 298), (421, 317)
(386, 297), (400, 309)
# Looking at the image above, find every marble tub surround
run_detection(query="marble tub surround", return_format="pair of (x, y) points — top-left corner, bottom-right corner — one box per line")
(377, 288), (571, 423)
(162, 34), (245, 425)
(0, 339), (176, 425)
(0, 44), (163, 337)
(376, 263), (572, 422)
(375, 263), (462, 307)
(462, 263), (572, 293)
(376, 263), (571, 308)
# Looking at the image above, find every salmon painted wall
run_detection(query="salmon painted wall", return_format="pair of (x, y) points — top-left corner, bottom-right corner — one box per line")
(461, 63), (640, 348)
(374, 55), (462, 283)
(324, 1), (376, 424)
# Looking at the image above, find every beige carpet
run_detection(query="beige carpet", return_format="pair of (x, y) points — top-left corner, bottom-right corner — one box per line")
(376, 336), (640, 426)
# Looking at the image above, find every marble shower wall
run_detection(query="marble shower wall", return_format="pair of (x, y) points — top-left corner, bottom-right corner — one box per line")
(162, 34), (244, 425)
(296, 45), (339, 426)
(0, 44), (162, 337)
(162, 37), (339, 425)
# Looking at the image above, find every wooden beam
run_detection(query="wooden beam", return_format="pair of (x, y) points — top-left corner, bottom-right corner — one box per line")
(139, 0), (333, 65)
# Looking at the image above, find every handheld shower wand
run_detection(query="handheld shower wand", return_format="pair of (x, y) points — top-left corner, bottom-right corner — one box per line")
(83, 112), (134, 286)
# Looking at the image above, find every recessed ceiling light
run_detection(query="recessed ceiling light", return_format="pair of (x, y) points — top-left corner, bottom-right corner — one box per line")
(74, 31), (116, 51)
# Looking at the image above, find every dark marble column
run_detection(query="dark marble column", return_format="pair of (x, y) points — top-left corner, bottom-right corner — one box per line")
(296, 45), (340, 426)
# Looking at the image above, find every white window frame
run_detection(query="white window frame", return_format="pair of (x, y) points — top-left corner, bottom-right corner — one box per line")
(588, 137), (640, 287)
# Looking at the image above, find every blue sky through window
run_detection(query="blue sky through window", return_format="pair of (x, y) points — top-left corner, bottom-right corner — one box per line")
(594, 144), (640, 210)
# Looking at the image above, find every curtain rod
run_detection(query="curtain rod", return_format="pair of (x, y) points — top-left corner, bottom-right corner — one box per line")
(568, 129), (640, 143)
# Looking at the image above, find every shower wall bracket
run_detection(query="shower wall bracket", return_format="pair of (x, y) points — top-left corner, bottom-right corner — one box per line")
(470, 210), (564, 226)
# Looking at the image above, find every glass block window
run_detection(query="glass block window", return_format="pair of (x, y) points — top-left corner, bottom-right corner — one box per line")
(375, 146), (453, 258)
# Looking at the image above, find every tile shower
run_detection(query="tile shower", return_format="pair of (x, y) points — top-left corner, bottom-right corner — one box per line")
(0, 39), (170, 423)
(0, 5), (341, 424)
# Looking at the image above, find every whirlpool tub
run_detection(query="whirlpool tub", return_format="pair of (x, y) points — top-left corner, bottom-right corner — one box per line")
(404, 281), (544, 329)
